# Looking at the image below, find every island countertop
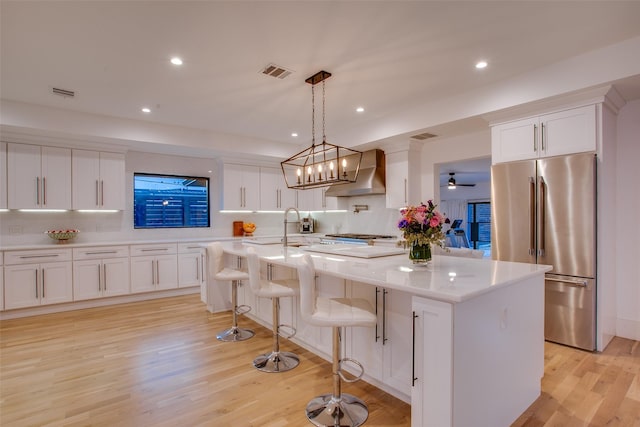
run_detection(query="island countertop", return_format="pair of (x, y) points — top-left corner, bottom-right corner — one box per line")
(219, 240), (551, 303)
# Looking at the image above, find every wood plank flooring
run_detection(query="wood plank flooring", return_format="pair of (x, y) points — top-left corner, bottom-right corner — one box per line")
(1, 294), (638, 426)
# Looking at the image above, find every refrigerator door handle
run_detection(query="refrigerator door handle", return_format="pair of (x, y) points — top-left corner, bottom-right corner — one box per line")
(538, 176), (546, 257)
(529, 176), (536, 255)
(546, 276), (588, 287)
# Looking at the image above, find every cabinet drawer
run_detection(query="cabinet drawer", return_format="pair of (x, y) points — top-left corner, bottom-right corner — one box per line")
(5, 249), (72, 265)
(130, 243), (177, 256)
(73, 246), (129, 260)
(178, 242), (207, 254)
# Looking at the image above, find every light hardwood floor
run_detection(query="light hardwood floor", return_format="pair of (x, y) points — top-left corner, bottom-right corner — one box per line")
(1, 294), (638, 426)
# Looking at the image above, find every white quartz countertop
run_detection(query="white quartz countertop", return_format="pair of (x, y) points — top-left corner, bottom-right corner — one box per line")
(220, 241), (552, 304)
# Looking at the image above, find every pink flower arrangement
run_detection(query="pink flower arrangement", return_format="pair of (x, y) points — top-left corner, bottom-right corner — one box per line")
(397, 201), (446, 247)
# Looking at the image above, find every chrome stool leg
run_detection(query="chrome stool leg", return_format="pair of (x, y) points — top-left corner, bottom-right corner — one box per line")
(217, 280), (254, 342)
(305, 327), (368, 427)
(253, 297), (299, 372)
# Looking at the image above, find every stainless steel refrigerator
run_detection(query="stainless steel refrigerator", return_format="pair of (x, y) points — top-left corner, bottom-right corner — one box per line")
(491, 152), (596, 351)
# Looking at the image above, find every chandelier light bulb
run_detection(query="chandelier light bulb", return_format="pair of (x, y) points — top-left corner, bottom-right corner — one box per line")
(297, 168), (302, 184)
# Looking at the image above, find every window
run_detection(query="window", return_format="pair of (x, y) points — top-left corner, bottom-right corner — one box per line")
(134, 173), (210, 228)
(467, 202), (491, 251)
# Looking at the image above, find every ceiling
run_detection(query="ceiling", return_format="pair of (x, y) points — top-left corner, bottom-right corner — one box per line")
(2, 1), (640, 157)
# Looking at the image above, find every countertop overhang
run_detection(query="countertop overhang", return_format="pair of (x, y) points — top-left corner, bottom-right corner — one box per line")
(220, 241), (551, 304)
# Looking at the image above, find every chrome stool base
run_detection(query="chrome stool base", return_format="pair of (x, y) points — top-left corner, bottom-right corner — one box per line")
(253, 351), (300, 373)
(305, 393), (369, 427)
(216, 326), (255, 342)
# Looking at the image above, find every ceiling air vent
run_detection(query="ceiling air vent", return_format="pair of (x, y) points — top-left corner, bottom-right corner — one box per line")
(52, 87), (75, 98)
(411, 132), (437, 140)
(261, 63), (293, 79)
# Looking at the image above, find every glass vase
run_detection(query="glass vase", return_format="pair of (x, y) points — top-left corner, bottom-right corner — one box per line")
(409, 242), (432, 264)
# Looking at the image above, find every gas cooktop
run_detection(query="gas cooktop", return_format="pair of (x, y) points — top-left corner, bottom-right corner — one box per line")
(324, 233), (396, 240)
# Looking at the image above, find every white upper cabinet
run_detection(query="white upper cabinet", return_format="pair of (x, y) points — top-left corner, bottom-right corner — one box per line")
(0, 142), (7, 209)
(492, 104), (597, 164)
(222, 163), (260, 211)
(7, 143), (71, 210)
(385, 148), (421, 209)
(72, 149), (125, 210)
(259, 167), (296, 211)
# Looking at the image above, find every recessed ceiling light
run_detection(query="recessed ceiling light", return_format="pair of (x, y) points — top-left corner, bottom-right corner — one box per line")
(356, 107), (365, 113)
(475, 60), (488, 69)
(170, 57), (183, 66)
(141, 107), (151, 113)
(291, 132), (298, 137)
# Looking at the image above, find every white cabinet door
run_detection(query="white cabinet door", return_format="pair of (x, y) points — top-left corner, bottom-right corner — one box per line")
(0, 142), (7, 209)
(72, 150), (125, 210)
(4, 264), (40, 309)
(156, 254), (178, 290)
(130, 256), (156, 293)
(102, 257), (130, 297)
(40, 262), (73, 305)
(7, 143), (71, 209)
(178, 252), (202, 288)
(492, 104), (597, 164)
(539, 104), (596, 158)
(382, 289), (413, 395)
(73, 259), (102, 300)
(259, 167), (297, 211)
(411, 297), (453, 427)
(385, 149), (421, 209)
(222, 164), (260, 210)
(98, 152), (125, 210)
(0, 266), (4, 311)
(491, 116), (540, 164)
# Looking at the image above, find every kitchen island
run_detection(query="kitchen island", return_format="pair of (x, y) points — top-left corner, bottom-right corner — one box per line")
(218, 240), (551, 427)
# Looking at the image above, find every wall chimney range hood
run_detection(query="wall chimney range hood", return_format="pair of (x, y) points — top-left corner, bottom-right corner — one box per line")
(324, 149), (385, 197)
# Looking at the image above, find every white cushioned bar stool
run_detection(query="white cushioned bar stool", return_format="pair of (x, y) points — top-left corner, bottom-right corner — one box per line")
(207, 242), (254, 342)
(297, 254), (377, 427)
(246, 246), (300, 372)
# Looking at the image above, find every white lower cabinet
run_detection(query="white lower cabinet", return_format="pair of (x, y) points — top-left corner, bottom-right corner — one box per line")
(73, 246), (130, 301)
(250, 262), (297, 330)
(178, 244), (206, 301)
(130, 244), (178, 293)
(347, 282), (413, 397)
(4, 249), (73, 310)
(411, 297), (453, 427)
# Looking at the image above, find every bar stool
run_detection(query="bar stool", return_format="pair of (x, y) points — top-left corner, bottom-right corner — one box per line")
(207, 242), (254, 342)
(245, 246), (300, 372)
(297, 254), (377, 427)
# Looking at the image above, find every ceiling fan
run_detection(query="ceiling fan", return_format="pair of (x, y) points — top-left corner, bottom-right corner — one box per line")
(447, 173), (476, 189)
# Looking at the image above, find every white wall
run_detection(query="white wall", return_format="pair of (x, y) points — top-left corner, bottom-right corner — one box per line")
(615, 99), (640, 341)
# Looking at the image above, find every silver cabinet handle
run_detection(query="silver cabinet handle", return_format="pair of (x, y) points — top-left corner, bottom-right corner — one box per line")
(42, 268), (45, 298)
(36, 177), (40, 205)
(412, 311), (418, 386)
(97, 264), (102, 291)
(541, 122), (546, 152)
(382, 289), (388, 344)
(141, 248), (168, 252)
(43, 177), (47, 205)
(35, 269), (39, 298)
(86, 251), (118, 255)
(155, 259), (159, 285)
(196, 256), (200, 281)
(375, 287), (380, 342)
(533, 124), (538, 152)
(95, 180), (99, 206)
(200, 254), (205, 282)
(19, 254), (60, 259)
(101, 180), (104, 206)
(103, 263), (107, 291)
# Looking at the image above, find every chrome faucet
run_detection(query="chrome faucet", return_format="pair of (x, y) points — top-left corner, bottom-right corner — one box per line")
(283, 207), (301, 248)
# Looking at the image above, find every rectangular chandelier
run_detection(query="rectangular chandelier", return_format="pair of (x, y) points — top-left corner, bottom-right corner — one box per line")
(281, 70), (362, 190)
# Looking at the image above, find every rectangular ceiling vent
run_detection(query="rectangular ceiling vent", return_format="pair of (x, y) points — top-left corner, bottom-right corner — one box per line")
(262, 63), (293, 79)
(411, 132), (437, 140)
(52, 87), (75, 98)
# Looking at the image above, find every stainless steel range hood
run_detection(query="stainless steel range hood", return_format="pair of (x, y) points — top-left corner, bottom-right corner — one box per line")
(324, 149), (385, 197)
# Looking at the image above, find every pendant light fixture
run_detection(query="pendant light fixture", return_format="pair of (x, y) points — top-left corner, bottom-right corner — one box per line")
(281, 70), (362, 190)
